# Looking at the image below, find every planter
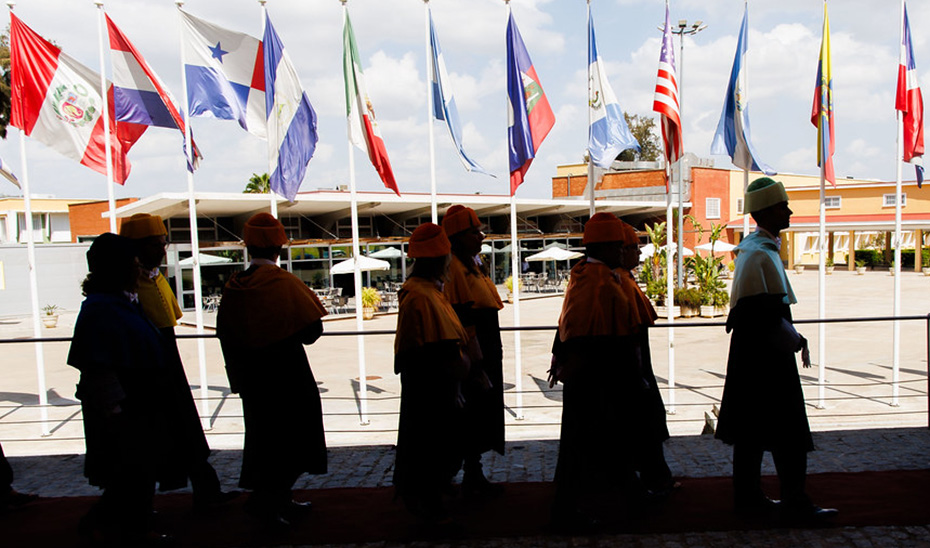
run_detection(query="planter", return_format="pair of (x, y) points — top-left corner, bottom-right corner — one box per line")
(794, 264), (804, 274)
(362, 306), (375, 320)
(42, 315), (59, 328)
(856, 266), (866, 275)
(655, 305), (680, 319)
(679, 305), (700, 318)
(700, 305), (728, 318)
(507, 292), (514, 304)
(922, 267), (930, 276)
(825, 266), (834, 275)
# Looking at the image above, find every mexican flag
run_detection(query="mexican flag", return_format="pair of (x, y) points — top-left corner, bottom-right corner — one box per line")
(343, 10), (399, 195)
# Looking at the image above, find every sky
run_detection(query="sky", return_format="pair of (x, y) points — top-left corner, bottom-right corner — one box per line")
(0, 0), (927, 203)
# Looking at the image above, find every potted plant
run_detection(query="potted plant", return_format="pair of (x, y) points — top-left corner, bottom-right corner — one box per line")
(505, 275), (523, 303)
(674, 288), (702, 318)
(825, 257), (834, 275)
(360, 287), (381, 320)
(889, 259), (895, 276)
(794, 263), (804, 274)
(41, 304), (60, 328)
(855, 259), (867, 275)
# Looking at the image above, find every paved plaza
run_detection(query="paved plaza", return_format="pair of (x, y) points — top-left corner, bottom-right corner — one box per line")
(1, 268), (929, 545)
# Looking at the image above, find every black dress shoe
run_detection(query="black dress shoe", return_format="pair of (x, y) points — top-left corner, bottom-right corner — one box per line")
(192, 490), (241, 510)
(735, 496), (781, 517)
(781, 503), (839, 523)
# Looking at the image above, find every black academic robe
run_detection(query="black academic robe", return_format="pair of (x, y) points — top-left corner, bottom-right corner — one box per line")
(715, 294), (814, 452)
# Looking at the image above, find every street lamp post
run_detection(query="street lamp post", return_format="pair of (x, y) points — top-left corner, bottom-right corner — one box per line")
(668, 19), (707, 287)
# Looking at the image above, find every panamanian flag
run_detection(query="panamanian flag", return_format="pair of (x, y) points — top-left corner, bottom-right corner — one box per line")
(180, 10), (266, 139)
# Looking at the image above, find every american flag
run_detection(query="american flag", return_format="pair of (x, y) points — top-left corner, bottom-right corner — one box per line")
(896, 2), (924, 187)
(653, 3), (682, 169)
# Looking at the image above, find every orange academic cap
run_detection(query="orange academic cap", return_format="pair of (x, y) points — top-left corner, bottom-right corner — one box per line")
(408, 222), (451, 258)
(582, 212), (625, 244)
(119, 213), (167, 239)
(441, 205), (481, 237)
(243, 213), (288, 248)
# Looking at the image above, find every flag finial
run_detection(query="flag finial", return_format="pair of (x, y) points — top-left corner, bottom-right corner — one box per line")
(6, 1), (15, 11)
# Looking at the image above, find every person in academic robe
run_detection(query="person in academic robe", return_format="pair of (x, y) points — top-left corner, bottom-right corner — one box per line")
(120, 213), (237, 509)
(0, 443), (38, 513)
(216, 213), (328, 529)
(393, 223), (470, 524)
(67, 233), (173, 544)
(548, 212), (665, 530)
(715, 177), (838, 522)
(441, 205), (505, 497)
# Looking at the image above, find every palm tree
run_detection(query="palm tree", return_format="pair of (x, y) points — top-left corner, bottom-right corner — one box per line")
(243, 172), (270, 194)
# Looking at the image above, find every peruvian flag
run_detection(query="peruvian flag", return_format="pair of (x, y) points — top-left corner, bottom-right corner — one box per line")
(342, 9), (398, 195)
(10, 14), (141, 184)
(896, 3), (924, 186)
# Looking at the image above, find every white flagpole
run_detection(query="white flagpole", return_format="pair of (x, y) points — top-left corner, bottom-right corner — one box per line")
(892, 0), (905, 406)
(817, 163), (826, 409)
(741, 1), (750, 239)
(94, 1), (117, 233)
(344, 2), (369, 425)
(177, 0), (211, 430)
(586, 1), (595, 217)
(258, 1), (279, 220)
(509, 197), (524, 420)
(424, 0), (438, 223)
(666, 165), (676, 415)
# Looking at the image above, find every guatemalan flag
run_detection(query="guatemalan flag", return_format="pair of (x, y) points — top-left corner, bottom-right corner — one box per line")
(710, 5), (775, 175)
(343, 9), (398, 195)
(180, 10), (266, 139)
(9, 14), (141, 184)
(507, 12), (555, 195)
(587, 5), (639, 169)
(107, 14), (202, 171)
(428, 9), (493, 177)
(896, 2), (924, 187)
(264, 13), (318, 201)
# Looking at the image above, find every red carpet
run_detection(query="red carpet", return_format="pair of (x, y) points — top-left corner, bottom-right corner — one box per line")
(4, 470), (929, 546)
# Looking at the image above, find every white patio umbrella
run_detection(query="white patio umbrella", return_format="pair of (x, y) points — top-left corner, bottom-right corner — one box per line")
(368, 247), (405, 259)
(331, 256), (391, 275)
(525, 247), (583, 262)
(695, 241), (737, 253)
(480, 244), (493, 254)
(639, 243), (694, 260)
(179, 253), (233, 266)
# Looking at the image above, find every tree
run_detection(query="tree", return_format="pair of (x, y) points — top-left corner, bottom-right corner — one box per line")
(0, 28), (12, 139)
(243, 172), (270, 194)
(617, 113), (661, 162)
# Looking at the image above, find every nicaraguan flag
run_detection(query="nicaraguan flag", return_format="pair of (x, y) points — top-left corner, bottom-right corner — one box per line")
(710, 6), (774, 175)
(507, 11), (555, 195)
(587, 6), (639, 169)
(896, 2), (924, 187)
(428, 9), (493, 178)
(263, 13), (318, 202)
(181, 10), (266, 139)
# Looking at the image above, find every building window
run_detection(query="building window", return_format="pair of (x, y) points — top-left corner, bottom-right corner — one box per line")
(705, 197), (721, 219)
(736, 198), (743, 215)
(824, 196), (841, 209)
(883, 193), (906, 207)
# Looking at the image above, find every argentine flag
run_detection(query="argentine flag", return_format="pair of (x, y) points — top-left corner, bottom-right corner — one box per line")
(587, 7), (639, 169)
(264, 13), (318, 202)
(710, 7), (774, 175)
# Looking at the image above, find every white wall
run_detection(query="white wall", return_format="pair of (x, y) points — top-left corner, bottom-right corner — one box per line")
(0, 244), (91, 317)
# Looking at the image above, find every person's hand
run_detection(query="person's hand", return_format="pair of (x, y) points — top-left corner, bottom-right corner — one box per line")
(547, 355), (560, 388)
(799, 336), (812, 368)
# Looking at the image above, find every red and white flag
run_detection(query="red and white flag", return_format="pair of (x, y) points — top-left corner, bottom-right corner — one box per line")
(896, 2), (924, 186)
(10, 14), (141, 184)
(342, 9), (398, 195)
(653, 2), (682, 173)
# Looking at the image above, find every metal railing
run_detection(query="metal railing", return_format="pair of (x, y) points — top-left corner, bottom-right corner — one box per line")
(0, 314), (928, 446)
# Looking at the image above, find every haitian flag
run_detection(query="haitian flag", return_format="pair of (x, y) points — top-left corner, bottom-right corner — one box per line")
(107, 14), (201, 170)
(507, 12), (555, 195)
(263, 12), (318, 202)
(180, 10), (266, 139)
(896, 2), (924, 186)
(9, 14), (140, 183)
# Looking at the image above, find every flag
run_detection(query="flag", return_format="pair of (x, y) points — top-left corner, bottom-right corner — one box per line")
(653, 3), (682, 171)
(106, 14), (202, 171)
(9, 14), (140, 184)
(263, 13), (319, 202)
(343, 9), (398, 195)
(810, 2), (835, 186)
(710, 5), (775, 176)
(588, 6), (639, 169)
(507, 12), (555, 195)
(0, 155), (19, 188)
(180, 10), (266, 139)
(897, 3), (924, 187)
(429, 9), (493, 177)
